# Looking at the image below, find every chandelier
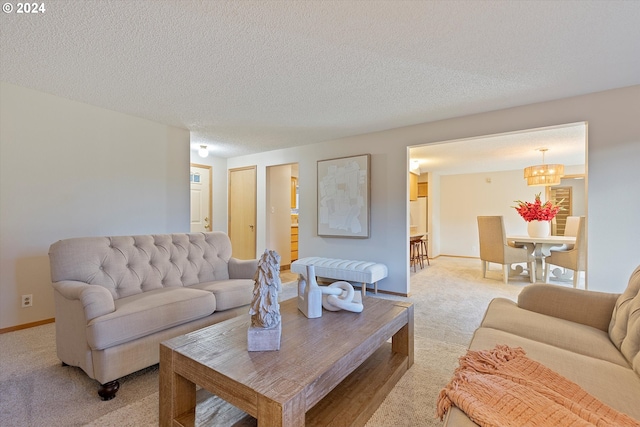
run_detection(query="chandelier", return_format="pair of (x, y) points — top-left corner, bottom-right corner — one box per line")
(523, 148), (564, 186)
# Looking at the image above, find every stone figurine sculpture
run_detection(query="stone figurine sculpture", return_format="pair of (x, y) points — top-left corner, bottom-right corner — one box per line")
(247, 249), (282, 351)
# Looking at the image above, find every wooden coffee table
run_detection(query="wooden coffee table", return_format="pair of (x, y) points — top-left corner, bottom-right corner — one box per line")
(159, 297), (413, 427)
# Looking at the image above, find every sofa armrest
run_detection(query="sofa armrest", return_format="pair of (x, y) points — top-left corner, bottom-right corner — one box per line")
(228, 257), (258, 280)
(52, 281), (115, 321)
(517, 284), (619, 332)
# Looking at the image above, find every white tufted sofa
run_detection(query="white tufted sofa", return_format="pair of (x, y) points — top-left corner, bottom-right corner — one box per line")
(48, 231), (257, 400)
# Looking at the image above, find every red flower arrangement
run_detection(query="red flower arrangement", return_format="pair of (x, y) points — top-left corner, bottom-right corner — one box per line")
(513, 193), (562, 222)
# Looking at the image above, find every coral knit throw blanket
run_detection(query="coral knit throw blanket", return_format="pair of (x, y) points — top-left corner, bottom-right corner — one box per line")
(436, 345), (640, 427)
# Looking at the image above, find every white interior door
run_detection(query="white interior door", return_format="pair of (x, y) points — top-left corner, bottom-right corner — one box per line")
(190, 164), (212, 232)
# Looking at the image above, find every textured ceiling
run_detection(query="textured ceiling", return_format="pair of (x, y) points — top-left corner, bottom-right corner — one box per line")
(1, 1), (639, 158)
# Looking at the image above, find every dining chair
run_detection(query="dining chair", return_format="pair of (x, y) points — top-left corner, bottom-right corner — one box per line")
(545, 216), (587, 289)
(559, 215), (580, 250)
(548, 215), (580, 255)
(477, 216), (536, 284)
(564, 216), (580, 237)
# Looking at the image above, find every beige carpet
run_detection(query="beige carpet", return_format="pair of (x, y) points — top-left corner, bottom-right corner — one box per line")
(1, 257), (542, 426)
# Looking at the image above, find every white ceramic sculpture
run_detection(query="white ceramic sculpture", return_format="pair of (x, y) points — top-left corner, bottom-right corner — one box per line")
(298, 264), (323, 318)
(322, 281), (364, 313)
(248, 249), (282, 351)
(298, 265), (363, 317)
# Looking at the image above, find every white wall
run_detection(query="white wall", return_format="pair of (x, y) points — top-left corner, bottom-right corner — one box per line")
(226, 85), (640, 295)
(561, 177), (586, 217)
(409, 198), (427, 235)
(189, 152), (228, 233)
(0, 82), (190, 329)
(3, 84), (635, 329)
(228, 142), (407, 294)
(428, 173), (442, 258)
(437, 165), (585, 257)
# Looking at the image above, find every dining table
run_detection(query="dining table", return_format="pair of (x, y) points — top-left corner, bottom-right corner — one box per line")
(506, 234), (576, 281)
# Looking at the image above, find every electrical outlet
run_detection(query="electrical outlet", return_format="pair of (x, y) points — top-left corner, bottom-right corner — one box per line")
(21, 294), (33, 308)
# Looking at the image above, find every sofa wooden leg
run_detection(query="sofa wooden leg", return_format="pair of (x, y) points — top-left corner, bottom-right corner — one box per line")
(98, 380), (120, 401)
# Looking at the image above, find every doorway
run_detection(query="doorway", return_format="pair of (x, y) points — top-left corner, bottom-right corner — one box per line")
(190, 164), (212, 232)
(266, 163), (299, 270)
(409, 122), (588, 259)
(228, 166), (257, 259)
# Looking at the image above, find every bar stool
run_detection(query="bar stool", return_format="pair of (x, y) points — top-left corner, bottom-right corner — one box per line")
(420, 236), (430, 266)
(410, 236), (424, 272)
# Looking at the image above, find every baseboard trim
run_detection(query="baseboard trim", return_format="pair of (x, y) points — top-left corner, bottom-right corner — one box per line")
(438, 254), (480, 259)
(0, 318), (55, 334)
(375, 289), (409, 298)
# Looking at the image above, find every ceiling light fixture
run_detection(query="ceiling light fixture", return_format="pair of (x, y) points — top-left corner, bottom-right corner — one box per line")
(523, 148), (564, 186)
(198, 145), (209, 158)
(410, 159), (421, 174)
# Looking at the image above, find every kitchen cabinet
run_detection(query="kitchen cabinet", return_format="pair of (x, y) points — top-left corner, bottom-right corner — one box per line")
(418, 182), (428, 198)
(410, 173), (418, 201)
(291, 226), (298, 262)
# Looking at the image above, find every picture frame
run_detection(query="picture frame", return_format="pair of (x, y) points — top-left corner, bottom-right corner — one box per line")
(317, 154), (370, 238)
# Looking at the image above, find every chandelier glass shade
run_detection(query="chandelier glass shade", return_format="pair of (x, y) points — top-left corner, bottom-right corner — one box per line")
(523, 149), (564, 186)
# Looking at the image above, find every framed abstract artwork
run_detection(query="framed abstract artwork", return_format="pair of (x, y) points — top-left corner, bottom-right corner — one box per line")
(317, 154), (370, 238)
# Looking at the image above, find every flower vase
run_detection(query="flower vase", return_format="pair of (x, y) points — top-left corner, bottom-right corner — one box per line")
(527, 220), (550, 238)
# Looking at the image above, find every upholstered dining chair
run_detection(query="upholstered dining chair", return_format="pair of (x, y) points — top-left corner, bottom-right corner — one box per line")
(477, 216), (536, 284)
(545, 216), (587, 289)
(558, 215), (580, 250)
(564, 216), (581, 238)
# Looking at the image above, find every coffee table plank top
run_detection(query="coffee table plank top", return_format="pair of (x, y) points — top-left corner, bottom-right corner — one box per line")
(165, 298), (409, 405)
(161, 296), (413, 426)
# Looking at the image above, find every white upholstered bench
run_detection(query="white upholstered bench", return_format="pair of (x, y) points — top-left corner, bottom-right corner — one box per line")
(291, 257), (388, 298)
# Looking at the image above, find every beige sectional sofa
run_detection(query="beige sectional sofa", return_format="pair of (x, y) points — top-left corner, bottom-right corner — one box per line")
(444, 265), (640, 426)
(48, 231), (257, 400)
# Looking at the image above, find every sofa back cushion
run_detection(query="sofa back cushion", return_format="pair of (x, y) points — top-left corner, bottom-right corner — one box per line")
(609, 265), (640, 375)
(49, 232), (233, 300)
